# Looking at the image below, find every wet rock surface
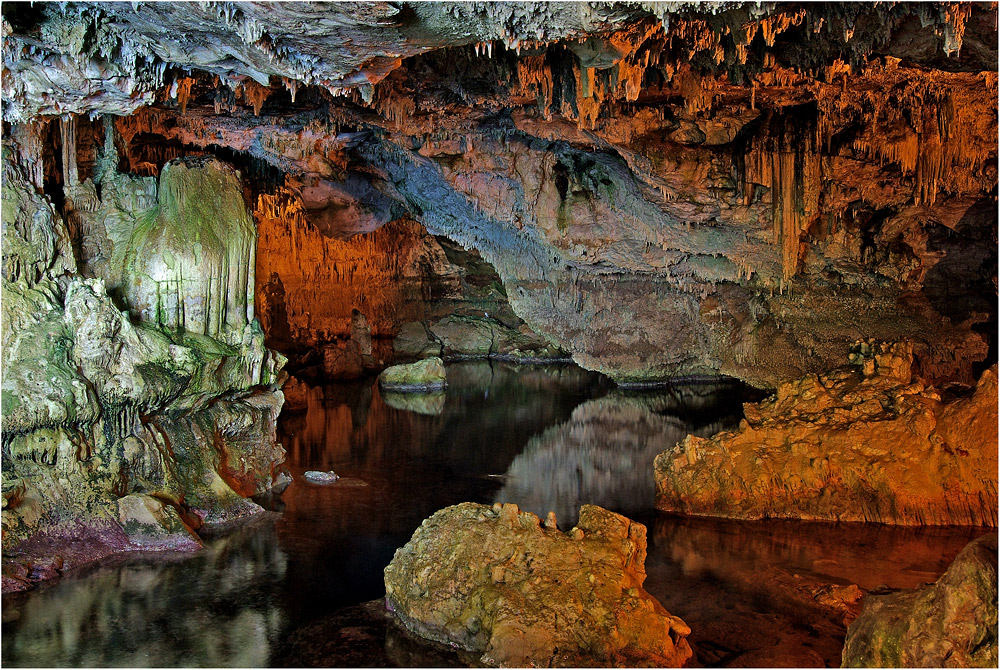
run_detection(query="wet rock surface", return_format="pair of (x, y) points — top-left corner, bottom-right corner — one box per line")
(654, 343), (999, 526)
(383, 502), (693, 668)
(842, 534), (998, 668)
(377, 357), (447, 392)
(302, 471), (340, 485)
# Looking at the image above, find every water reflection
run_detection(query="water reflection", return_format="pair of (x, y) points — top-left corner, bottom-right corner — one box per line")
(641, 515), (986, 667)
(1, 365), (986, 668)
(2, 517), (288, 668)
(496, 382), (761, 524)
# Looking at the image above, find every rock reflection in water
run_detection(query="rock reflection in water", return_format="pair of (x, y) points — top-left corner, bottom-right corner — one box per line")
(266, 361), (613, 628)
(1, 517), (287, 668)
(641, 514), (987, 667)
(495, 381), (760, 524)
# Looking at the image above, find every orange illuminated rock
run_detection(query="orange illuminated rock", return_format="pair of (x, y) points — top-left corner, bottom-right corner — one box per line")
(384, 502), (693, 668)
(654, 342), (998, 526)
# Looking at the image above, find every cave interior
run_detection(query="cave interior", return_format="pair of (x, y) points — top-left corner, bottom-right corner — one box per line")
(1, 1), (998, 668)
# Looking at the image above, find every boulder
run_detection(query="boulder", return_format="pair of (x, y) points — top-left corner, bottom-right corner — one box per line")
(654, 343), (998, 525)
(383, 502), (693, 668)
(117, 494), (201, 550)
(303, 470), (340, 484)
(378, 357), (447, 392)
(842, 534), (998, 668)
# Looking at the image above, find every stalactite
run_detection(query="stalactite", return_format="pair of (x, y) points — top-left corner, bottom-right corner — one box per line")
(175, 77), (195, 114)
(10, 121), (47, 189)
(238, 80), (272, 116)
(60, 115), (79, 188)
(743, 113), (822, 284)
(942, 3), (973, 56)
(516, 55), (554, 117)
(282, 76), (299, 103)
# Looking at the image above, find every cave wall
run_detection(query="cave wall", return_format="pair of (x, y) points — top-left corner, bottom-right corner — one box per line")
(2, 2), (997, 391)
(1, 139), (287, 588)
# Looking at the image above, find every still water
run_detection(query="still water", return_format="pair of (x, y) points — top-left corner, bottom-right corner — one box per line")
(1, 362), (986, 667)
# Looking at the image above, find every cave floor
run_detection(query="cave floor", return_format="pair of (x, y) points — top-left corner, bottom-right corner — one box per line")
(1, 362), (985, 667)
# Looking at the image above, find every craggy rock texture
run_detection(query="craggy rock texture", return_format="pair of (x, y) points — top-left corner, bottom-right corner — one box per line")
(842, 534), (998, 668)
(1, 145), (286, 591)
(395, 314), (566, 363)
(3, 2), (995, 387)
(383, 502), (693, 668)
(378, 357), (447, 392)
(654, 342), (998, 526)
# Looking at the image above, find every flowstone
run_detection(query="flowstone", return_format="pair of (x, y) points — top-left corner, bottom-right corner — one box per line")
(123, 156), (257, 346)
(1, 146), (287, 591)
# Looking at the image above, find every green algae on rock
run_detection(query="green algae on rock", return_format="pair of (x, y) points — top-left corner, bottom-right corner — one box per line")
(842, 534), (998, 668)
(378, 357), (447, 392)
(383, 502), (693, 668)
(1, 144), (287, 591)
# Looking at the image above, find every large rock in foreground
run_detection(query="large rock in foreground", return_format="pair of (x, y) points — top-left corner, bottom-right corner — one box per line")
(383, 502), (692, 668)
(378, 357), (447, 392)
(842, 534), (998, 668)
(654, 342), (998, 526)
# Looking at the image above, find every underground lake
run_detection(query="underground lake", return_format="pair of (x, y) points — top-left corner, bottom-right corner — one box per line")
(3, 363), (989, 667)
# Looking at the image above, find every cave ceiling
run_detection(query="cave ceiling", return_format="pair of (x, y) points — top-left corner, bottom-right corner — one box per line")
(2, 1), (997, 386)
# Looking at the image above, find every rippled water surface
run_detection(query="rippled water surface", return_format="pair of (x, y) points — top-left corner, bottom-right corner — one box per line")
(2, 362), (986, 667)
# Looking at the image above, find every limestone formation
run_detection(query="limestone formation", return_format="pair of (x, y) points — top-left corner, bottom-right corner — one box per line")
(378, 358), (447, 392)
(116, 494), (201, 551)
(4, 3), (993, 388)
(394, 315), (566, 363)
(383, 502), (693, 668)
(1, 144), (287, 590)
(654, 342), (999, 526)
(842, 534), (998, 668)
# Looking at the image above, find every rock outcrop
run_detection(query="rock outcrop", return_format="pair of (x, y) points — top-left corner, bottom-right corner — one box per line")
(394, 314), (566, 363)
(1, 146), (287, 591)
(842, 534), (998, 668)
(384, 502), (692, 668)
(654, 342), (998, 526)
(378, 358), (447, 392)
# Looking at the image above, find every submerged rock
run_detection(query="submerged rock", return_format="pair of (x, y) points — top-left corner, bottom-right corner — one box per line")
(654, 342), (998, 526)
(378, 357), (447, 392)
(383, 502), (693, 668)
(842, 534), (998, 668)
